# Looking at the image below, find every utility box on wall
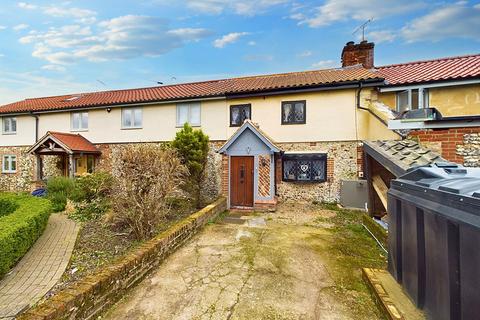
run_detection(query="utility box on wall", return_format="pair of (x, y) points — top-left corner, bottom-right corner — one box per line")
(388, 164), (480, 320)
(340, 179), (368, 210)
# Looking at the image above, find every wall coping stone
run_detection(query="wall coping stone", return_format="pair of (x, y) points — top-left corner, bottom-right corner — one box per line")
(18, 197), (227, 320)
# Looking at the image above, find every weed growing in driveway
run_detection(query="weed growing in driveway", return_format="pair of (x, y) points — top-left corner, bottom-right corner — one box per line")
(312, 203), (386, 319)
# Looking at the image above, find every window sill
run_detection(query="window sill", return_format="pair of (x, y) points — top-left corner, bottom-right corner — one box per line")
(2, 132), (17, 135)
(121, 127), (143, 130)
(281, 122), (306, 125)
(2, 171), (17, 174)
(282, 179), (326, 184)
(176, 124), (201, 128)
(70, 129), (88, 132)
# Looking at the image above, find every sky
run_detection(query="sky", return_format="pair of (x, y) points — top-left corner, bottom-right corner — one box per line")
(0, 0), (479, 104)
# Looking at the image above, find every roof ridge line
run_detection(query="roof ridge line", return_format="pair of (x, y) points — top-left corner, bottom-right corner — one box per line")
(377, 53), (480, 69)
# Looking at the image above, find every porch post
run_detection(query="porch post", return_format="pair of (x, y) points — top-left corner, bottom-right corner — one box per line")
(68, 154), (74, 178)
(35, 154), (42, 181)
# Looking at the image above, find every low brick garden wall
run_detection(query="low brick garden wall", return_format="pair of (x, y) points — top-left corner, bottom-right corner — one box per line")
(18, 197), (227, 320)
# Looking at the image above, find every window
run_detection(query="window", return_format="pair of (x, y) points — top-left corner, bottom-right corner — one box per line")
(71, 112), (88, 131)
(176, 102), (201, 126)
(2, 155), (17, 173)
(87, 155), (95, 173)
(282, 101), (306, 124)
(396, 89), (429, 113)
(282, 153), (326, 182)
(230, 104), (251, 126)
(122, 108), (142, 129)
(2, 117), (17, 134)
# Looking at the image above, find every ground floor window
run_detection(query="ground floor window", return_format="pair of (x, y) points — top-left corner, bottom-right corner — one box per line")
(282, 153), (326, 182)
(2, 155), (17, 173)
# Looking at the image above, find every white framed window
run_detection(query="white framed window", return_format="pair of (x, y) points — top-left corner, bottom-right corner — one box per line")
(2, 117), (17, 134)
(71, 112), (88, 131)
(2, 155), (17, 173)
(396, 89), (429, 113)
(122, 107), (143, 129)
(176, 102), (201, 127)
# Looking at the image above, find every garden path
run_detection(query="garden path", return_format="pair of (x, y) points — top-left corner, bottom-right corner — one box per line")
(0, 213), (79, 320)
(105, 203), (383, 319)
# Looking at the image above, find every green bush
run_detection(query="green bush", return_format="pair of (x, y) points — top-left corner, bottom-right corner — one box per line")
(0, 198), (19, 217)
(0, 193), (52, 278)
(46, 176), (75, 212)
(70, 172), (113, 221)
(172, 123), (209, 208)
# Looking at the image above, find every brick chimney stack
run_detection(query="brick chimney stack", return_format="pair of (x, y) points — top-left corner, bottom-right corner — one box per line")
(341, 40), (375, 69)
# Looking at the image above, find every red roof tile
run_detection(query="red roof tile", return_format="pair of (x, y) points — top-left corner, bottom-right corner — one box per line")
(377, 54), (480, 86)
(49, 131), (100, 153)
(0, 66), (380, 114)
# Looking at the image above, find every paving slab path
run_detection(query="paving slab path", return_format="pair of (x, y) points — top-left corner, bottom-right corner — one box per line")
(105, 205), (358, 320)
(0, 213), (79, 319)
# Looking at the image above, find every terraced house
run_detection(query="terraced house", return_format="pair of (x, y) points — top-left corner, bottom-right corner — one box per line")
(1, 41), (479, 210)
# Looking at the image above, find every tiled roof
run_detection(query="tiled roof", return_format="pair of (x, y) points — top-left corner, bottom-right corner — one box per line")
(364, 140), (446, 177)
(0, 66), (380, 114)
(48, 131), (100, 153)
(377, 54), (480, 86)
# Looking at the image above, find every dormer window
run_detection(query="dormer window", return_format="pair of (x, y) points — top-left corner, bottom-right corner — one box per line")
(2, 117), (17, 135)
(396, 89), (429, 113)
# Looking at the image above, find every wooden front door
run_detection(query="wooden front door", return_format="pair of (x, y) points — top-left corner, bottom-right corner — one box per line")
(230, 156), (254, 207)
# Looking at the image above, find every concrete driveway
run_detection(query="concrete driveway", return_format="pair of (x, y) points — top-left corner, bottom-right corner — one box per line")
(105, 204), (369, 320)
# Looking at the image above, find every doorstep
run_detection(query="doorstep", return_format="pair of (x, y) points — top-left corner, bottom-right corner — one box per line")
(362, 268), (425, 320)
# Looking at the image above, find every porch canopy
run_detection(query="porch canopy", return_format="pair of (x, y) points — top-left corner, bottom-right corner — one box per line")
(27, 131), (100, 179)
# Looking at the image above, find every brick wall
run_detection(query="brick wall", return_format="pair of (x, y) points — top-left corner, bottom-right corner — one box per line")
(257, 155), (271, 197)
(18, 197), (227, 320)
(409, 127), (480, 166)
(221, 154), (229, 197)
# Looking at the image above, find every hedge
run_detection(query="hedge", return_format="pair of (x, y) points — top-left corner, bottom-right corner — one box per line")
(0, 193), (52, 278)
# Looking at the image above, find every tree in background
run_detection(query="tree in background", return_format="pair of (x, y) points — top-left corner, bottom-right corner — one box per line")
(172, 123), (209, 208)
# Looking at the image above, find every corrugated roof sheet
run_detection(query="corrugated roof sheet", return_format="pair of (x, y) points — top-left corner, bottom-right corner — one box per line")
(377, 54), (480, 86)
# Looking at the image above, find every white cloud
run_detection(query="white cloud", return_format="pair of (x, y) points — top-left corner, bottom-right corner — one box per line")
(19, 15), (211, 65)
(298, 50), (312, 57)
(312, 60), (338, 69)
(43, 6), (97, 24)
(213, 32), (249, 48)
(0, 26), (6, 30)
(41, 64), (66, 72)
(366, 30), (396, 43)
(402, 2), (480, 42)
(18, 2), (37, 9)
(183, 0), (287, 16)
(296, 0), (424, 27)
(13, 24), (29, 31)
(0, 54), (4, 58)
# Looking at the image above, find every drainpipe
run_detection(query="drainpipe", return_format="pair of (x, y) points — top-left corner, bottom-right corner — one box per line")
(29, 111), (39, 142)
(356, 81), (369, 111)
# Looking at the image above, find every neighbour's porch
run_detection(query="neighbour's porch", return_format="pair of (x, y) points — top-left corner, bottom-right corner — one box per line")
(27, 131), (101, 181)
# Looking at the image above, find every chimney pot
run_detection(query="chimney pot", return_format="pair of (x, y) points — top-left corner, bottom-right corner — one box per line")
(341, 40), (375, 69)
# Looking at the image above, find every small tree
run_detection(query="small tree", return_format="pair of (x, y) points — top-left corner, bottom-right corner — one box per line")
(172, 123), (209, 208)
(111, 145), (187, 240)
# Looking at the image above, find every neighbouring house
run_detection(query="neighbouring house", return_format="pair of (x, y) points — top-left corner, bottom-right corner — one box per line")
(0, 41), (479, 210)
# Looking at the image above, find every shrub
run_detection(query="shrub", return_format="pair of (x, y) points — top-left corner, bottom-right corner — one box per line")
(0, 193), (52, 278)
(46, 176), (75, 212)
(0, 198), (19, 217)
(171, 123), (209, 208)
(112, 144), (187, 240)
(69, 171), (113, 221)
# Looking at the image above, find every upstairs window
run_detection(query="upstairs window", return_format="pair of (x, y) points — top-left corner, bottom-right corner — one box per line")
(71, 112), (88, 131)
(2, 155), (17, 173)
(2, 117), (17, 134)
(230, 104), (251, 126)
(396, 89), (429, 113)
(282, 100), (306, 124)
(177, 102), (201, 127)
(122, 107), (142, 129)
(283, 153), (326, 182)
